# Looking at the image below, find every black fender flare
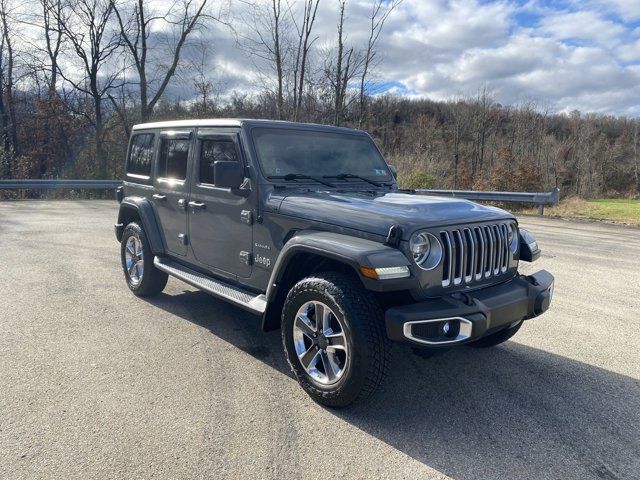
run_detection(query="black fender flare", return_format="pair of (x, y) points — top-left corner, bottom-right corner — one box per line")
(266, 231), (416, 302)
(115, 197), (165, 255)
(261, 231), (416, 331)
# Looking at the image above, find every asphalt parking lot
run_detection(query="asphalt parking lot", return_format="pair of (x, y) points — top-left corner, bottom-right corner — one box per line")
(1, 200), (638, 480)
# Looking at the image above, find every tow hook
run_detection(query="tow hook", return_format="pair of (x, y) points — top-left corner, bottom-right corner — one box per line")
(451, 292), (474, 306)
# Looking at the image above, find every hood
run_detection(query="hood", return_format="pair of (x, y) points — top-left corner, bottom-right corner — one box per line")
(275, 190), (514, 239)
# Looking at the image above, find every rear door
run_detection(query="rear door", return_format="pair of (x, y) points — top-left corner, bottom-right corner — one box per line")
(188, 129), (253, 278)
(152, 130), (193, 257)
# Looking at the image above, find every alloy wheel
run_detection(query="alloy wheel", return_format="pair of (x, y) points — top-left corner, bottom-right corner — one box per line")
(125, 235), (144, 284)
(292, 301), (349, 385)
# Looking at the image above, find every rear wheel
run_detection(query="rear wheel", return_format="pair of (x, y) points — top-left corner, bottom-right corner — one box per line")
(281, 272), (390, 408)
(468, 320), (523, 348)
(120, 222), (168, 297)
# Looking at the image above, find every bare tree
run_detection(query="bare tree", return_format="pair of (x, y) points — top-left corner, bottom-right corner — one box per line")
(325, 0), (361, 126)
(57, 0), (122, 175)
(0, 0), (18, 168)
(290, 0), (319, 122)
(113, 0), (214, 121)
(41, 0), (65, 95)
(239, 0), (290, 119)
(190, 40), (220, 115)
(357, 0), (400, 127)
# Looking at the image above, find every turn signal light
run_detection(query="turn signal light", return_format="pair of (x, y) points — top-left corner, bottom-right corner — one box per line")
(360, 265), (410, 280)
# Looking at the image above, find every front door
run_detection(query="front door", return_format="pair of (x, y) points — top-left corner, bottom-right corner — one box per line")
(188, 129), (253, 278)
(152, 130), (193, 257)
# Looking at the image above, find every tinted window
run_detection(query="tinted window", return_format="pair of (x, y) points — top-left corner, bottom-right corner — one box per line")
(199, 140), (238, 185)
(251, 128), (391, 180)
(158, 138), (190, 180)
(126, 134), (155, 176)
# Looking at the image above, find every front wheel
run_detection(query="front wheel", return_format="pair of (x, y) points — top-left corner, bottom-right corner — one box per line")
(281, 272), (390, 408)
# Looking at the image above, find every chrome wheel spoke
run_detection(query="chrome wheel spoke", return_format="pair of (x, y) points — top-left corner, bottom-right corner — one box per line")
(325, 350), (342, 378)
(320, 351), (338, 382)
(299, 345), (319, 370)
(326, 333), (346, 351)
(295, 313), (316, 340)
(313, 302), (326, 332)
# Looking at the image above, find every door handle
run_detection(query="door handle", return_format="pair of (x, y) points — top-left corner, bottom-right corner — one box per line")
(152, 194), (167, 201)
(188, 201), (206, 210)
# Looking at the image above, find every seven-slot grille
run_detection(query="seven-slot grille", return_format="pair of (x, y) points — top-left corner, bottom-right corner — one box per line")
(440, 223), (513, 288)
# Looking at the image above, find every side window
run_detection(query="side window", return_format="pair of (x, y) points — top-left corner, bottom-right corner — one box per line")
(199, 139), (238, 185)
(158, 138), (190, 180)
(126, 133), (154, 177)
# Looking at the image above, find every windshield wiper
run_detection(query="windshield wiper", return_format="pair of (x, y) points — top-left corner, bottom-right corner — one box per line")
(268, 173), (336, 188)
(323, 173), (386, 187)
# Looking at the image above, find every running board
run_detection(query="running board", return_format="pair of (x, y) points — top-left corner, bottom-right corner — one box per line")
(154, 257), (267, 314)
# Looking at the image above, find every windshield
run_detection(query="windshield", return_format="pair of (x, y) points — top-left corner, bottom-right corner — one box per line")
(251, 128), (392, 181)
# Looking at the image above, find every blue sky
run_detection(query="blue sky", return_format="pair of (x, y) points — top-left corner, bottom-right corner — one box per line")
(180, 0), (640, 116)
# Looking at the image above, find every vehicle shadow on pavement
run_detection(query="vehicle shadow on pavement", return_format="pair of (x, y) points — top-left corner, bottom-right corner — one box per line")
(146, 289), (292, 376)
(146, 290), (640, 480)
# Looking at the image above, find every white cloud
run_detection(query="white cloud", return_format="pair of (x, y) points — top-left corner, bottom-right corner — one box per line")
(24, 0), (635, 116)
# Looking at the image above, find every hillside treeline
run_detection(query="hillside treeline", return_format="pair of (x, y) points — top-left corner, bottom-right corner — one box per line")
(6, 88), (640, 198)
(1, 0), (638, 198)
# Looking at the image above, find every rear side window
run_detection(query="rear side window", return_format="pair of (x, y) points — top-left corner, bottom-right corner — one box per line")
(158, 138), (190, 180)
(199, 139), (238, 185)
(126, 133), (155, 177)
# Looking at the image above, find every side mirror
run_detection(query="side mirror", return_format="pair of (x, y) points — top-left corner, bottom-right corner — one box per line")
(214, 161), (244, 189)
(388, 164), (397, 179)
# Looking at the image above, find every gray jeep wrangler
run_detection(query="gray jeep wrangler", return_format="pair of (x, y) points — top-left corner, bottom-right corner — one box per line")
(115, 119), (554, 407)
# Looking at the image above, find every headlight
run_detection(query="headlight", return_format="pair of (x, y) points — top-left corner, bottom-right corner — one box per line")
(409, 232), (443, 270)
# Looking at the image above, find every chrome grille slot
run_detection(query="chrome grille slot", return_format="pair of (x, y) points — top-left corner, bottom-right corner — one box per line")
(440, 222), (513, 288)
(463, 228), (474, 283)
(440, 231), (453, 287)
(452, 230), (463, 285)
(500, 224), (509, 272)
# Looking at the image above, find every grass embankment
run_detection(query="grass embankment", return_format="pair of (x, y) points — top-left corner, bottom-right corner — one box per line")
(528, 198), (640, 226)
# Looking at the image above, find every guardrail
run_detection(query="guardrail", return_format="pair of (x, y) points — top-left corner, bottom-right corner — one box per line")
(1, 180), (560, 215)
(0, 179), (122, 190)
(415, 187), (560, 214)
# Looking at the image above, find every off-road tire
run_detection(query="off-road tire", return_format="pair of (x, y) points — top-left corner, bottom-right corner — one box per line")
(468, 320), (523, 348)
(120, 222), (168, 297)
(281, 272), (391, 408)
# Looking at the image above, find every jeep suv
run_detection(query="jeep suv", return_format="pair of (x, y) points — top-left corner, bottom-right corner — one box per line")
(115, 119), (554, 407)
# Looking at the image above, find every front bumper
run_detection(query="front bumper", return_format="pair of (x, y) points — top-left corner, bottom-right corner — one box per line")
(385, 270), (554, 347)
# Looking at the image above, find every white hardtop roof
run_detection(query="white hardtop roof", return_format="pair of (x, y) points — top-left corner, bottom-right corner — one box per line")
(132, 119), (243, 130)
(131, 119), (365, 134)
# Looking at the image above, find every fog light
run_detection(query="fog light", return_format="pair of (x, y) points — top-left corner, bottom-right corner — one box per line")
(439, 319), (460, 338)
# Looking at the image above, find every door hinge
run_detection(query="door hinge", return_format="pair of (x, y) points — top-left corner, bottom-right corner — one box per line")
(239, 251), (253, 265)
(178, 233), (188, 245)
(240, 210), (253, 225)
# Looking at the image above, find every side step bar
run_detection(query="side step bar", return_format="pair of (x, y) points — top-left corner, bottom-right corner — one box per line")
(154, 257), (267, 314)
